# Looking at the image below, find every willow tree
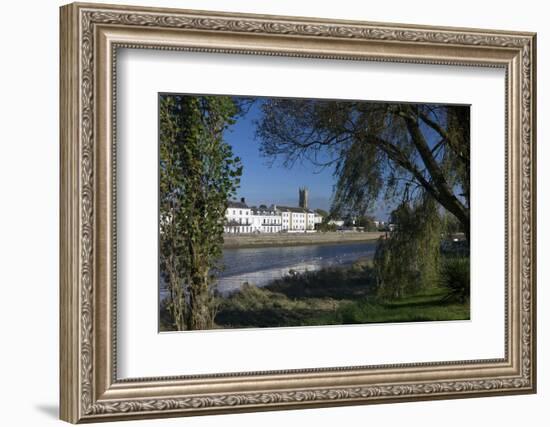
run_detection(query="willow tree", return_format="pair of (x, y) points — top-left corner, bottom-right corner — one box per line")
(256, 100), (469, 240)
(160, 95), (242, 330)
(373, 197), (442, 299)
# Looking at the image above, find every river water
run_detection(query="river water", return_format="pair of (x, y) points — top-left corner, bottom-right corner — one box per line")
(214, 241), (377, 295)
(159, 241), (378, 298)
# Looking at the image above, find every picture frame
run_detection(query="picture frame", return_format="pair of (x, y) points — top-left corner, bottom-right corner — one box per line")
(59, 2), (536, 423)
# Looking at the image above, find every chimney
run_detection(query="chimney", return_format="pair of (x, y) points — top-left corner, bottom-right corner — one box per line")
(240, 197), (245, 204)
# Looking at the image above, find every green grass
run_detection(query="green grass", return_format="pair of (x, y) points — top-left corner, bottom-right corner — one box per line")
(324, 287), (470, 325)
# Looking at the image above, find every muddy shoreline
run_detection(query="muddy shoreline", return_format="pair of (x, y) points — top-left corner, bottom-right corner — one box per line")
(222, 231), (384, 249)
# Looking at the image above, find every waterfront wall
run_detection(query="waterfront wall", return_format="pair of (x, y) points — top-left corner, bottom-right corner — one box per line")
(223, 231), (384, 249)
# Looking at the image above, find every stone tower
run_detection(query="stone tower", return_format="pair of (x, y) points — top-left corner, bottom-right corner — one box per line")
(299, 187), (309, 209)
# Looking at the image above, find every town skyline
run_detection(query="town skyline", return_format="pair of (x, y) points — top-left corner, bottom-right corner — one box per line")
(228, 193), (330, 213)
(224, 187), (324, 235)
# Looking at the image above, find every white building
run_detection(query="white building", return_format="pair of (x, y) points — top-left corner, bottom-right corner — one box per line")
(313, 212), (324, 227)
(224, 199), (252, 234)
(250, 206), (282, 233)
(328, 219), (345, 227)
(277, 206), (316, 232)
(224, 189), (326, 234)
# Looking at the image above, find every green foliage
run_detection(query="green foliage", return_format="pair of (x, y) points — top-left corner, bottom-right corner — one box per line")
(354, 215), (378, 231)
(314, 208), (329, 218)
(332, 138), (382, 216)
(159, 95), (242, 330)
(440, 256), (470, 303)
(256, 100), (470, 238)
(442, 211), (464, 236)
(316, 222), (337, 232)
(373, 196), (442, 299)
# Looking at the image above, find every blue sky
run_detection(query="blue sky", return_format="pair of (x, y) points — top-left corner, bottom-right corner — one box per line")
(223, 100), (393, 220)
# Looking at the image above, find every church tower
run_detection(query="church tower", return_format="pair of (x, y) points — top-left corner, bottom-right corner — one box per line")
(299, 187), (309, 209)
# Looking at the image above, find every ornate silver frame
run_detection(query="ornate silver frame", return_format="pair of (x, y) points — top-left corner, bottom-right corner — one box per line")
(60, 2), (537, 423)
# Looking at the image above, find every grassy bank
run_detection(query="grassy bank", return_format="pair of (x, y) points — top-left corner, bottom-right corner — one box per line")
(213, 259), (469, 329)
(222, 231), (384, 249)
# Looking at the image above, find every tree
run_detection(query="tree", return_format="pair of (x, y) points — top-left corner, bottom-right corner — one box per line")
(373, 197), (442, 298)
(159, 95), (242, 330)
(256, 100), (469, 240)
(442, 211), (464, 237)
(355, 215), (377, 231)
(314, 208), (329, 218)
(316, 222), (337, 232)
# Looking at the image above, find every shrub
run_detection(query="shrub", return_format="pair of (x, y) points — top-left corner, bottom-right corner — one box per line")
(440, 257), (470, 303)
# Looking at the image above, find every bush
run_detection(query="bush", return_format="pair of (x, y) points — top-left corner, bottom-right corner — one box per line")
(440, 257), (470, 303)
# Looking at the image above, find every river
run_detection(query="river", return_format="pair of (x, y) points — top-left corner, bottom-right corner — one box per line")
(214, 241), (377, 295)
(159, 241), (378, 298)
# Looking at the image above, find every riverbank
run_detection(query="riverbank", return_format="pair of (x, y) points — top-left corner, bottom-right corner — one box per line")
(213, 259), (469, 329)
(223, 231), (384, 249)
(159, 256), (470, 331)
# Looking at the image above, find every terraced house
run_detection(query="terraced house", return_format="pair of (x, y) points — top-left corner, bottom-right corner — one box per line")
(224, 189), (323, 234)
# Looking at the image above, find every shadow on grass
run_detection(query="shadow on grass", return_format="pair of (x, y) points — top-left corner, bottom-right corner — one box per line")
(379, 297), (452, 310)
(215, 307), (334, 329)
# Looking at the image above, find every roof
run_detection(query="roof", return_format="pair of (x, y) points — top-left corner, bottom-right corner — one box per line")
(251, 207), (279, 215)
(276, 206), (307, 213)
(277, 206), (318, 214)
(226, 201), (322, 214)
(227, 200), (249, 209)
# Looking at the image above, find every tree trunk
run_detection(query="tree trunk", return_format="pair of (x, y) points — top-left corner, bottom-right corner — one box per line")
(166, 250), (186, 330)
(400, 110), (470, 241)
(187, 271), (214, 330)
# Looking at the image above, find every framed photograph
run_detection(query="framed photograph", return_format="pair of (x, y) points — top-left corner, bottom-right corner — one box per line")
(60, 2), (537, 423)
